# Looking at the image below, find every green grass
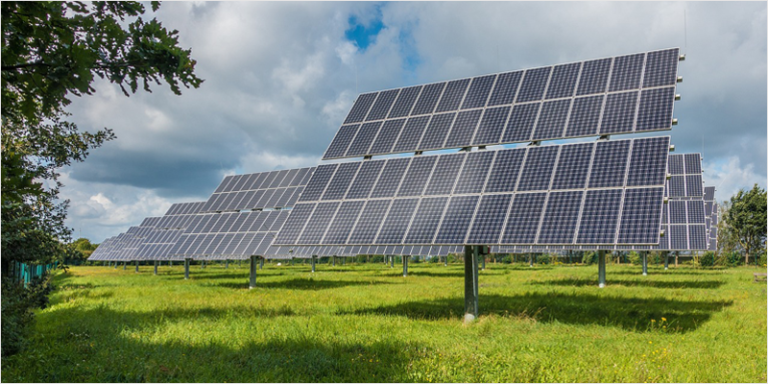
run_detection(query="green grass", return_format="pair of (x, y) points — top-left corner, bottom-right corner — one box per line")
(2, 261), (766, 382)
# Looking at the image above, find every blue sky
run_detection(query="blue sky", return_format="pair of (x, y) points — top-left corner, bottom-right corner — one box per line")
(58, 2), (766, 242)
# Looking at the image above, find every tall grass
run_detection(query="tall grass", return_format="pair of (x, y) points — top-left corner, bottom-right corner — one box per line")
(2, 261), (765, 382)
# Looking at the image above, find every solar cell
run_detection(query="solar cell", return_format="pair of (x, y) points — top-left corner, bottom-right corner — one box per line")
(484, 148), (526, 193)
(418, 113), (456, 151)
(461, 75), (496, 109)
(445, 109), (483, 147)
(576, 58), (612, 95)
(532, 99), (571, 140)
(643, 48), (679, 88)
(487, 71), (523, 106)
(626, 137), (670, 186)
(298, 202), (339, 245)
(424, 153), (465, 195)
(347, 200), (391, 244)
(550, 143), (593, 190)
(516, 66), (552, 102)
(366, 89), (399, 121)
(404, 197), (449, 243)
(466, 194), (513, 244)
(685, 175), (703, 197)
(411, 83), (446, 116)
(669, 225), (688, 250)
(588, 140), (630, 188)
(322, 201), (365, 244)
(300, 164), (337, 202)
(516, 146), (558, 191)
(433, 195), (479, 244)
(370, 158), (410, 198)
(545, 62), (581, 99)
(501, 193), (547, 244)
(669, 201), (687, 224)
(392, 115), (429, 153)
(688, 225), (707, 250)
(321, 162), (360, 200)
(436, 79), (470, 112)
(537, 191), (583, 244)
(609, 53), (645, 92)
(636, 88), (675, 132)
(388, 86), (421, 118)
(397, 156), (437, 197)
(599, 91), (638, 134)
(617, 187), (664, 244)
(501, 103), (540, 142)
(375, 198), (419, 244)
(344, 93), (377, 124)
(368, 119), (406, 155)
(324, 124), (359, 159)
(472, 106), (510, 145)
(576, 189), (622, 244)
(273, 204), (314, 245)
(346, 161), (385, 199)
(452, 151), (494, 194)
(684, 153), (702, 174)
(346, 121), (382, 157)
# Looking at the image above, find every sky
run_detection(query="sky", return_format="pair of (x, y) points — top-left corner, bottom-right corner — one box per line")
(58, 2), (767, 243)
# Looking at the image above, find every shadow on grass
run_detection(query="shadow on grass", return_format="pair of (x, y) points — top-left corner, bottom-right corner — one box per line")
(17, 306), (419, 383)
(344, 292), (732, 333)
(607, 269), (727, 276)
(211, 277), (396, 291)
(532, 278), (725, 289)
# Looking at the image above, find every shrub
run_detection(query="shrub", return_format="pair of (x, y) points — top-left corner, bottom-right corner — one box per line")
(757, 250), (767, 268)
(582, 251), (597, 265)
(537, 254), (551, 265)
(700, 251), (716, 267)
(1, 274), (54, 357)
(628, 251), (641, 265)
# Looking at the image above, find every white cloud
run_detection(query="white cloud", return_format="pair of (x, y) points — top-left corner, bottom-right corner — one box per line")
(702, 156), (767, 202)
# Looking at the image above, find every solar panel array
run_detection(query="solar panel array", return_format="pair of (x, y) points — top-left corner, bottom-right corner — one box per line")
(666, 153), (703, 198)
(323, 48), (680, 160)
(275, 136), (670, 247)
(167, 210), (291, 260)
(492, 153), (710, 253)
(201, 167), (313, 213)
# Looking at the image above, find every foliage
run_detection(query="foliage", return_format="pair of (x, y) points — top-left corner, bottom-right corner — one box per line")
(628, 251), (641, 265)
(537, 254), (551, 265)
(725, 184), (767, 264)
(72, 238), (98, 260)
(700, 251), (716, 267)
(581, 251), (597, 265)
(1, 275), (55, 357)
(1, 0), (201, 356)
(2, 263), (765, 382)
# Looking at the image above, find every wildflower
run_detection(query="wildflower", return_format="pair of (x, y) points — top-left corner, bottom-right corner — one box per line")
(651, 319), (656, 322)
(661, 317), (667, 322)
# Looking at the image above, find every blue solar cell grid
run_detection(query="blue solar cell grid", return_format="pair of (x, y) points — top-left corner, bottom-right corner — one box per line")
(323, 48), (679, 160)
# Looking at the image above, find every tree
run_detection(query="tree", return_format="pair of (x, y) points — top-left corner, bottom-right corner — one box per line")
(725, 184), (767, 265)
(1, 1), (202, 356)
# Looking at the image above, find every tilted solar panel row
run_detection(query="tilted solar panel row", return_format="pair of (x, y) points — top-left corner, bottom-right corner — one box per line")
(275, 136), (670, 247)
(324, 48), (680, 160)
(202, 167), (314, 213)
(666, 153), (703, 198)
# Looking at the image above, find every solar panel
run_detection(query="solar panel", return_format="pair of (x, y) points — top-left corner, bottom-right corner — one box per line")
(201, 167), (314, 212)
(665, 153), (703, 198)
(324, 48), (680, 160)
(276, 136), (670, 247)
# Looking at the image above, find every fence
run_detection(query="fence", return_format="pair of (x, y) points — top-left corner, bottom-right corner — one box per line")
(8, 261), (58, 286)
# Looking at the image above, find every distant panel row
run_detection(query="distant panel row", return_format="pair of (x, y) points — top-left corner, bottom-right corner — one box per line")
(666, 153), (702, 198)
(324, 48), (680, 159)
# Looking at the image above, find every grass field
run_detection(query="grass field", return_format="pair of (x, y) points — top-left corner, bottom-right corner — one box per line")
(2, 260), (766, 382)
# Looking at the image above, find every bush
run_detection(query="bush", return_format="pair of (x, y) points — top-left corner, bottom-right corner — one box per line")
(628, 251), (641, 265)
(537, 254), (551, 265)
(1, 274), (54, 357)
(582, 252), (597, 265)
(700, 251), (716, 267)
(757, 250), (767, 268)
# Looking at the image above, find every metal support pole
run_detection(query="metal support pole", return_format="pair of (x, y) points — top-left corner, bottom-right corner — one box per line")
(664, 252), (669, 270)
(642, 252), (648, 276)
(260, 257), (264, 269)
(598, 251), (606, 288)
(123, 262), (126, 270)
(154, 260), (158, 275)
(114, 262), (117, 269)
(249, 256), (257, 289)
(184, 258), (191, 280)
(332, 256), (336, 266)
(201, 260), (206, 269)
(135, 260), (139, 272)
(481, 253), (486, 270)
(464, 245), (479, 322)
(238, 259), (241, 268)
(529, 254), (534, 267)
(225, 260), (229, 269)
(311, 256), (316, 273)
(403, 255), (409, 277)
(444, 255), (448, 266)
(390, 255), (394, 268)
